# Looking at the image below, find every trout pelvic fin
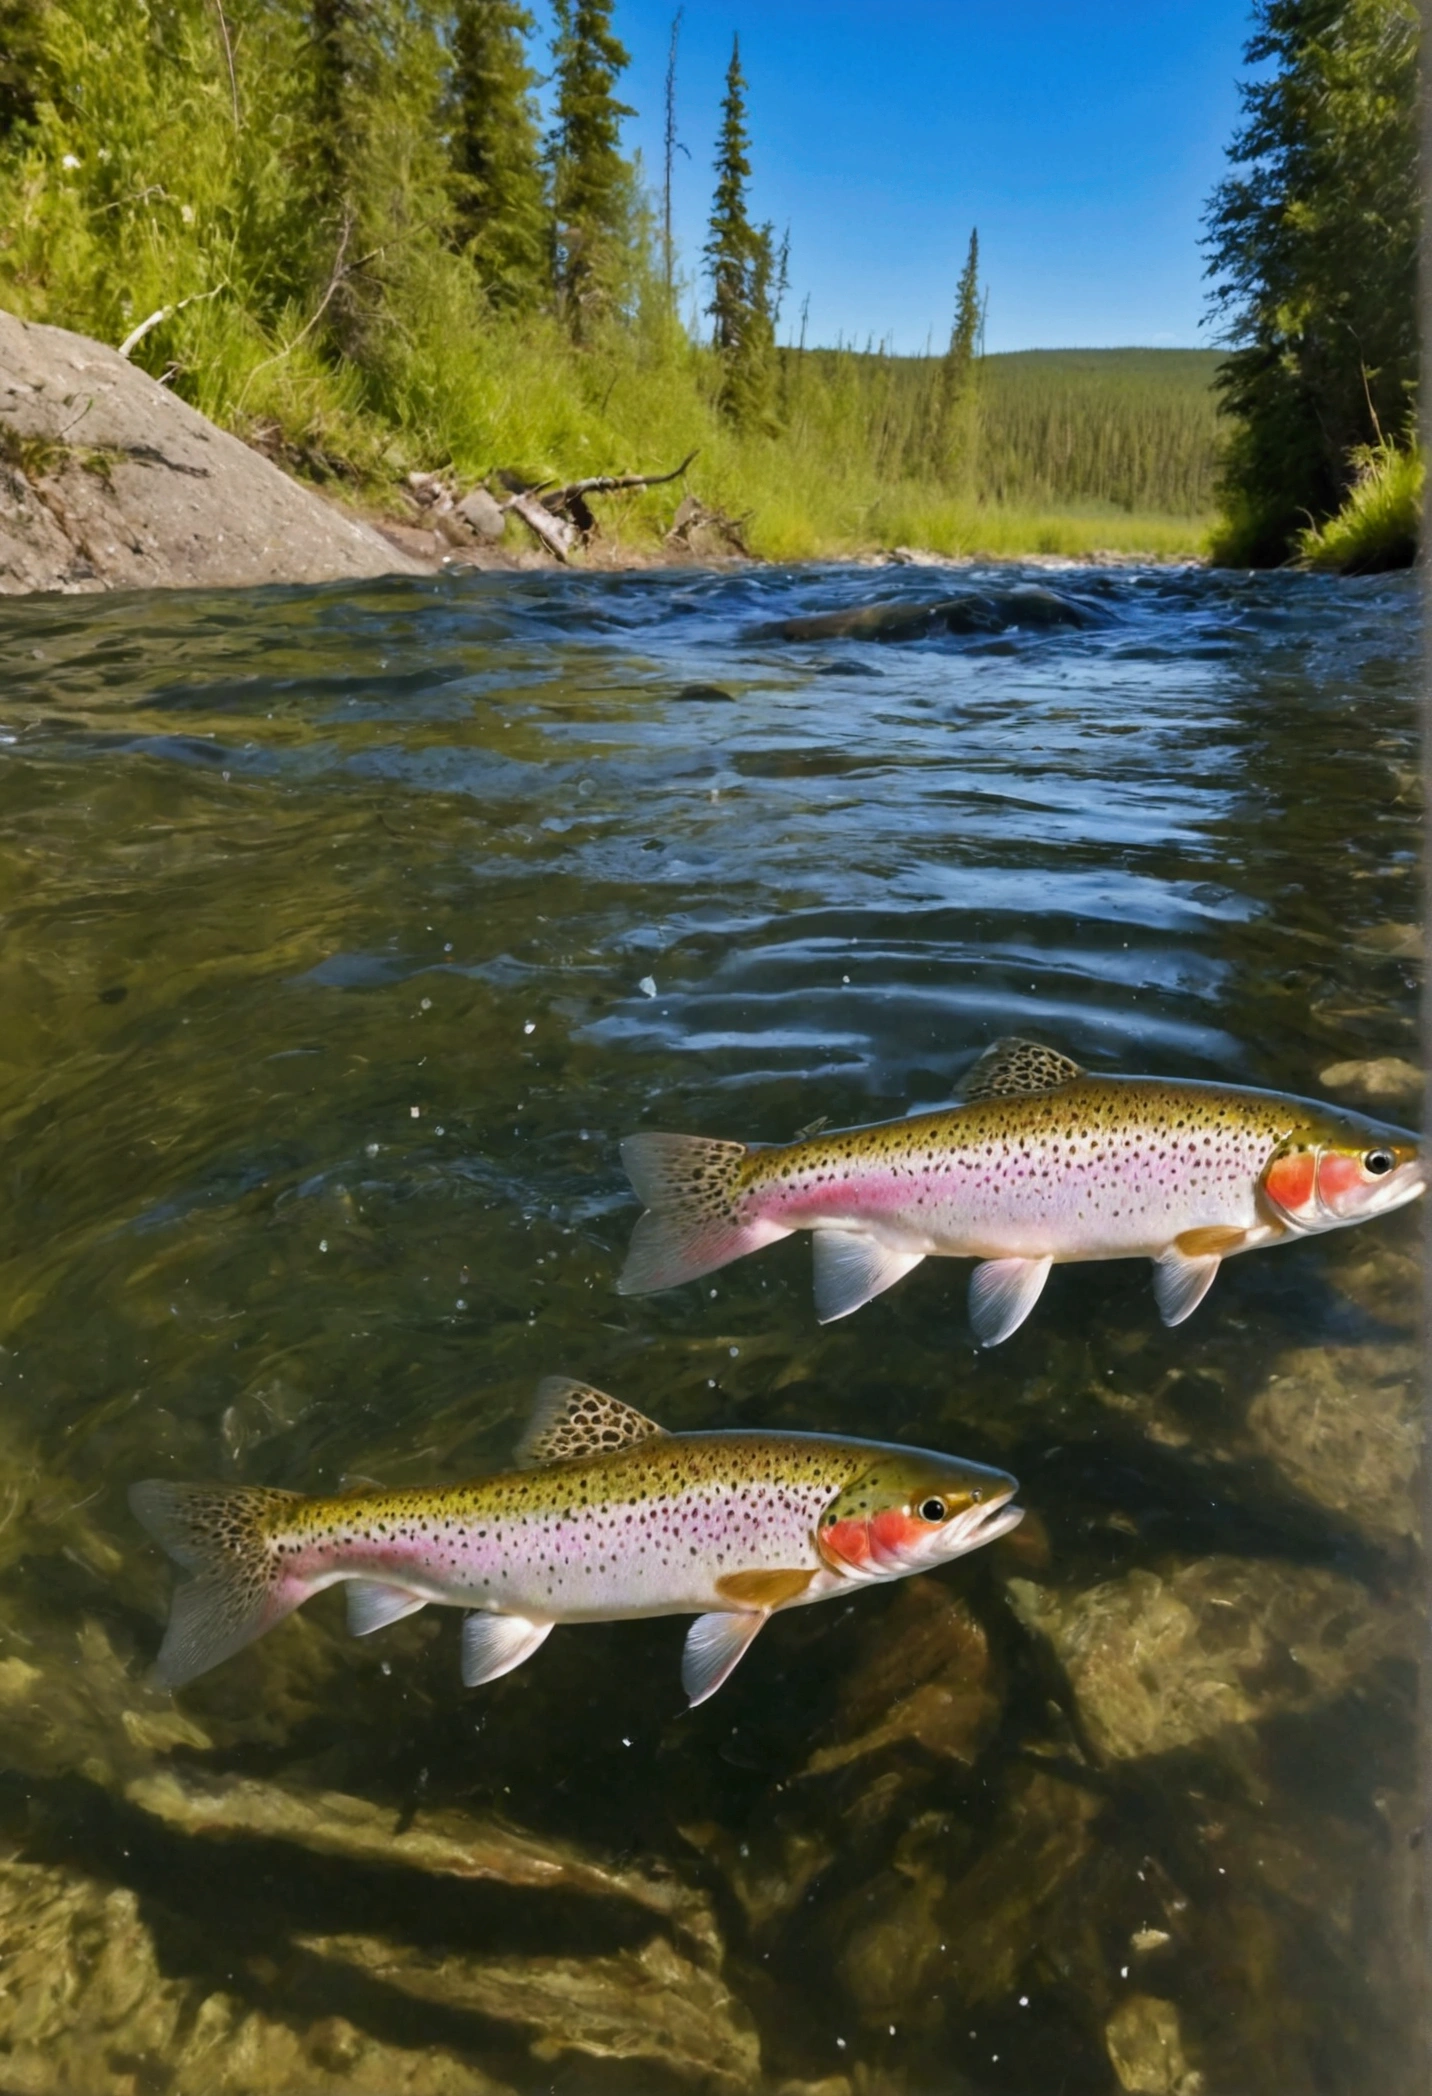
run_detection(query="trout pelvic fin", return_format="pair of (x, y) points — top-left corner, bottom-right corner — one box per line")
(968, 1255), (1053, 1347)
(961, 1038), (1085, 1103)
(681, 1611), (767, 1707)
(129, 1480), (306, 1688)
(812, 1228), (924, 1322)
(1153, 1246), (1223, 1326)
(461, 1612), (552, 1688)
(515, 1377), (666, 1469)
(618, 1132), (791, 1295)
(346, 1580), (429, 1636)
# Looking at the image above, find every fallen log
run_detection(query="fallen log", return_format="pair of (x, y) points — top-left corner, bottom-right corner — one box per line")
(504, 486), (581, 562)
(502, 449), (700, 557)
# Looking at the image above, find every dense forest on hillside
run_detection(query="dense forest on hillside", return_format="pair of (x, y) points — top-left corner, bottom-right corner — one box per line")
(0, 0), (1414, 564)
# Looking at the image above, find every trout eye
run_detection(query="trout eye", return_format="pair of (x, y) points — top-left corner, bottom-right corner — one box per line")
(1363, 1148), (1396, 1177)
(919, 1497), (948, 1522)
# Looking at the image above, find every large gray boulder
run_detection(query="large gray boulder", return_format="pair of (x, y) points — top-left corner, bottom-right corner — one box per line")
(0, 307), (425, 594)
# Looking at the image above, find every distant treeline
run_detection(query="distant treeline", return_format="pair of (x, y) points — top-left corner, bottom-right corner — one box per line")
(0, 0), (1215, 557)
(792, 348), (1222, 518)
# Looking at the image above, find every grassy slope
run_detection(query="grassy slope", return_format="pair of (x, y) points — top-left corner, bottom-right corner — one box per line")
(499, 340), (1224, 564)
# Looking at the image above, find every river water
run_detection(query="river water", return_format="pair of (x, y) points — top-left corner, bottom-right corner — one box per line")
(0, 560), (1421, 2095)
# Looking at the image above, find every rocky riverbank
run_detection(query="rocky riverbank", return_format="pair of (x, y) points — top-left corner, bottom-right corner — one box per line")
(0, 311), (756, 594)
(0, 309), (437, 594)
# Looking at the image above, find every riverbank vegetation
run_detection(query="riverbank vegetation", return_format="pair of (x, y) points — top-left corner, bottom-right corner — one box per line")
(1204, 0), (1419, 570)
(0, 0), (1221, 562)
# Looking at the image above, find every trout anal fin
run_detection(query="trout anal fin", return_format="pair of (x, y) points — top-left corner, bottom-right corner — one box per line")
(812, 1229), (924, 1322)
(961, 1038), (1085, 1102)
(681, 1611), (767, 1707)
(1153, 1246), (1223, 1326)
(461, 1612), (552, 1688)
(968, 1255), (1053, 1346)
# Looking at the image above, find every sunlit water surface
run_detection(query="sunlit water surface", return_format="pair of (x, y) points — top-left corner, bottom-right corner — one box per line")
(0, 561), (1421, 2095)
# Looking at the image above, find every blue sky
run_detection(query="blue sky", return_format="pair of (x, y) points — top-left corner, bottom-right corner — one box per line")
(538, 1), (1257, 354)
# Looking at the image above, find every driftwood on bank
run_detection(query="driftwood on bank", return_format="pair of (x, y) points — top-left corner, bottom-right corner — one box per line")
(502, 448), (700, 562)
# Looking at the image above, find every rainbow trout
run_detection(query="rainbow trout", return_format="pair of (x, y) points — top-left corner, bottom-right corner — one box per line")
(618, 1037), (1424, 1345)
(131, 1379), (1021, 1706)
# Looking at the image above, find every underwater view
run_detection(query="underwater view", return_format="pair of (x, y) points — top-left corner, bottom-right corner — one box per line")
(0, 558), (1421, 2095)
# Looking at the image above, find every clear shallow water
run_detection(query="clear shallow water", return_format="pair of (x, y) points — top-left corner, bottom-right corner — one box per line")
(0, 560), (1421, 2095)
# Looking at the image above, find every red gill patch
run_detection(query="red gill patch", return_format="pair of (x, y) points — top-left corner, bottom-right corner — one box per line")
(818, 1518), (871, 1571)
(1264, 1150), (1317, 1214)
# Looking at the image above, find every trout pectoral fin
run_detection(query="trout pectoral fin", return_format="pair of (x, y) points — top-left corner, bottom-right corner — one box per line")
(681, 1611), (767, 1707)
(968, 1255), (1052, 1347)
(716, 1567), (815, 1609)
(1153, 1246), (1223, 1326)
(1175, 1225), (1249, 1257)
(345, 1581), (429, 1636)
(461, 1612), (552, 1689)
(812, 1230), (924, 1322)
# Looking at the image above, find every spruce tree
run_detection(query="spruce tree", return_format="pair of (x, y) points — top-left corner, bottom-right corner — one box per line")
(930, 227), (982, 485)
(704, 36), (775, 431)
(1203, 0), (1418, 562)
(450, 0), (546, 308)
(662, 8), (683, 303)
(305, 0), (371, 347)
(301, 0), (454, 361)
(547, 0), (635, 335)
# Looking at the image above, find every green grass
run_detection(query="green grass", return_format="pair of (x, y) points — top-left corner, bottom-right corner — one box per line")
(1294, 438), (1422, 573)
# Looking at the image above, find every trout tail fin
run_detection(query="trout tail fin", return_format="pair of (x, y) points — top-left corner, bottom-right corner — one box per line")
(129, 1480), (308, 1688)
(617, 1132), (791, 1295)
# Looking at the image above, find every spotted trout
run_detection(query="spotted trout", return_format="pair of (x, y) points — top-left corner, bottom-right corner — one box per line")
(131, 1378), (1021, 1706)
(618, 1037), (1424, 1345)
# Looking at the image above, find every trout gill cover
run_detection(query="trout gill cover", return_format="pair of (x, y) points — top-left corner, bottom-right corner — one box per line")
(131, 1379), (1021, 1706)
(618, 1037), (1424, 1345)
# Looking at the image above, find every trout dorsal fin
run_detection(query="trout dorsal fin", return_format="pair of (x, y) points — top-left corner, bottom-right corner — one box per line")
(514, 1377), (667, 1469)
(961, 1037), (1086, 1103)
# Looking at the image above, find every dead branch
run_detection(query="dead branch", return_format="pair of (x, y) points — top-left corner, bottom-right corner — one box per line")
(541, 448), (699, 513)
(116, 284), (228, 360)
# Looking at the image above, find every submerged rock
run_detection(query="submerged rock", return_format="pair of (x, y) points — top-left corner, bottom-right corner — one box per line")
(1105, 1995), (1203, 2095)
(0, 1858), (506, 2094)
(834, 1859), (948, 2030)
(300, 1929), (761, 2089)
(802, 1580), (1000, 1775)
(933, 1767), (1100, 2008)
(680, 1818), (834, 1934)
(0, 1614), (212, 1787)
(1246, 1343), (1420, 1545)
(1317, 1054), (1423, 1105)
(1007, 1558), (1408, 1762)
(124, 1766), (721, 1961)
(751, 583), (1088, 643)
